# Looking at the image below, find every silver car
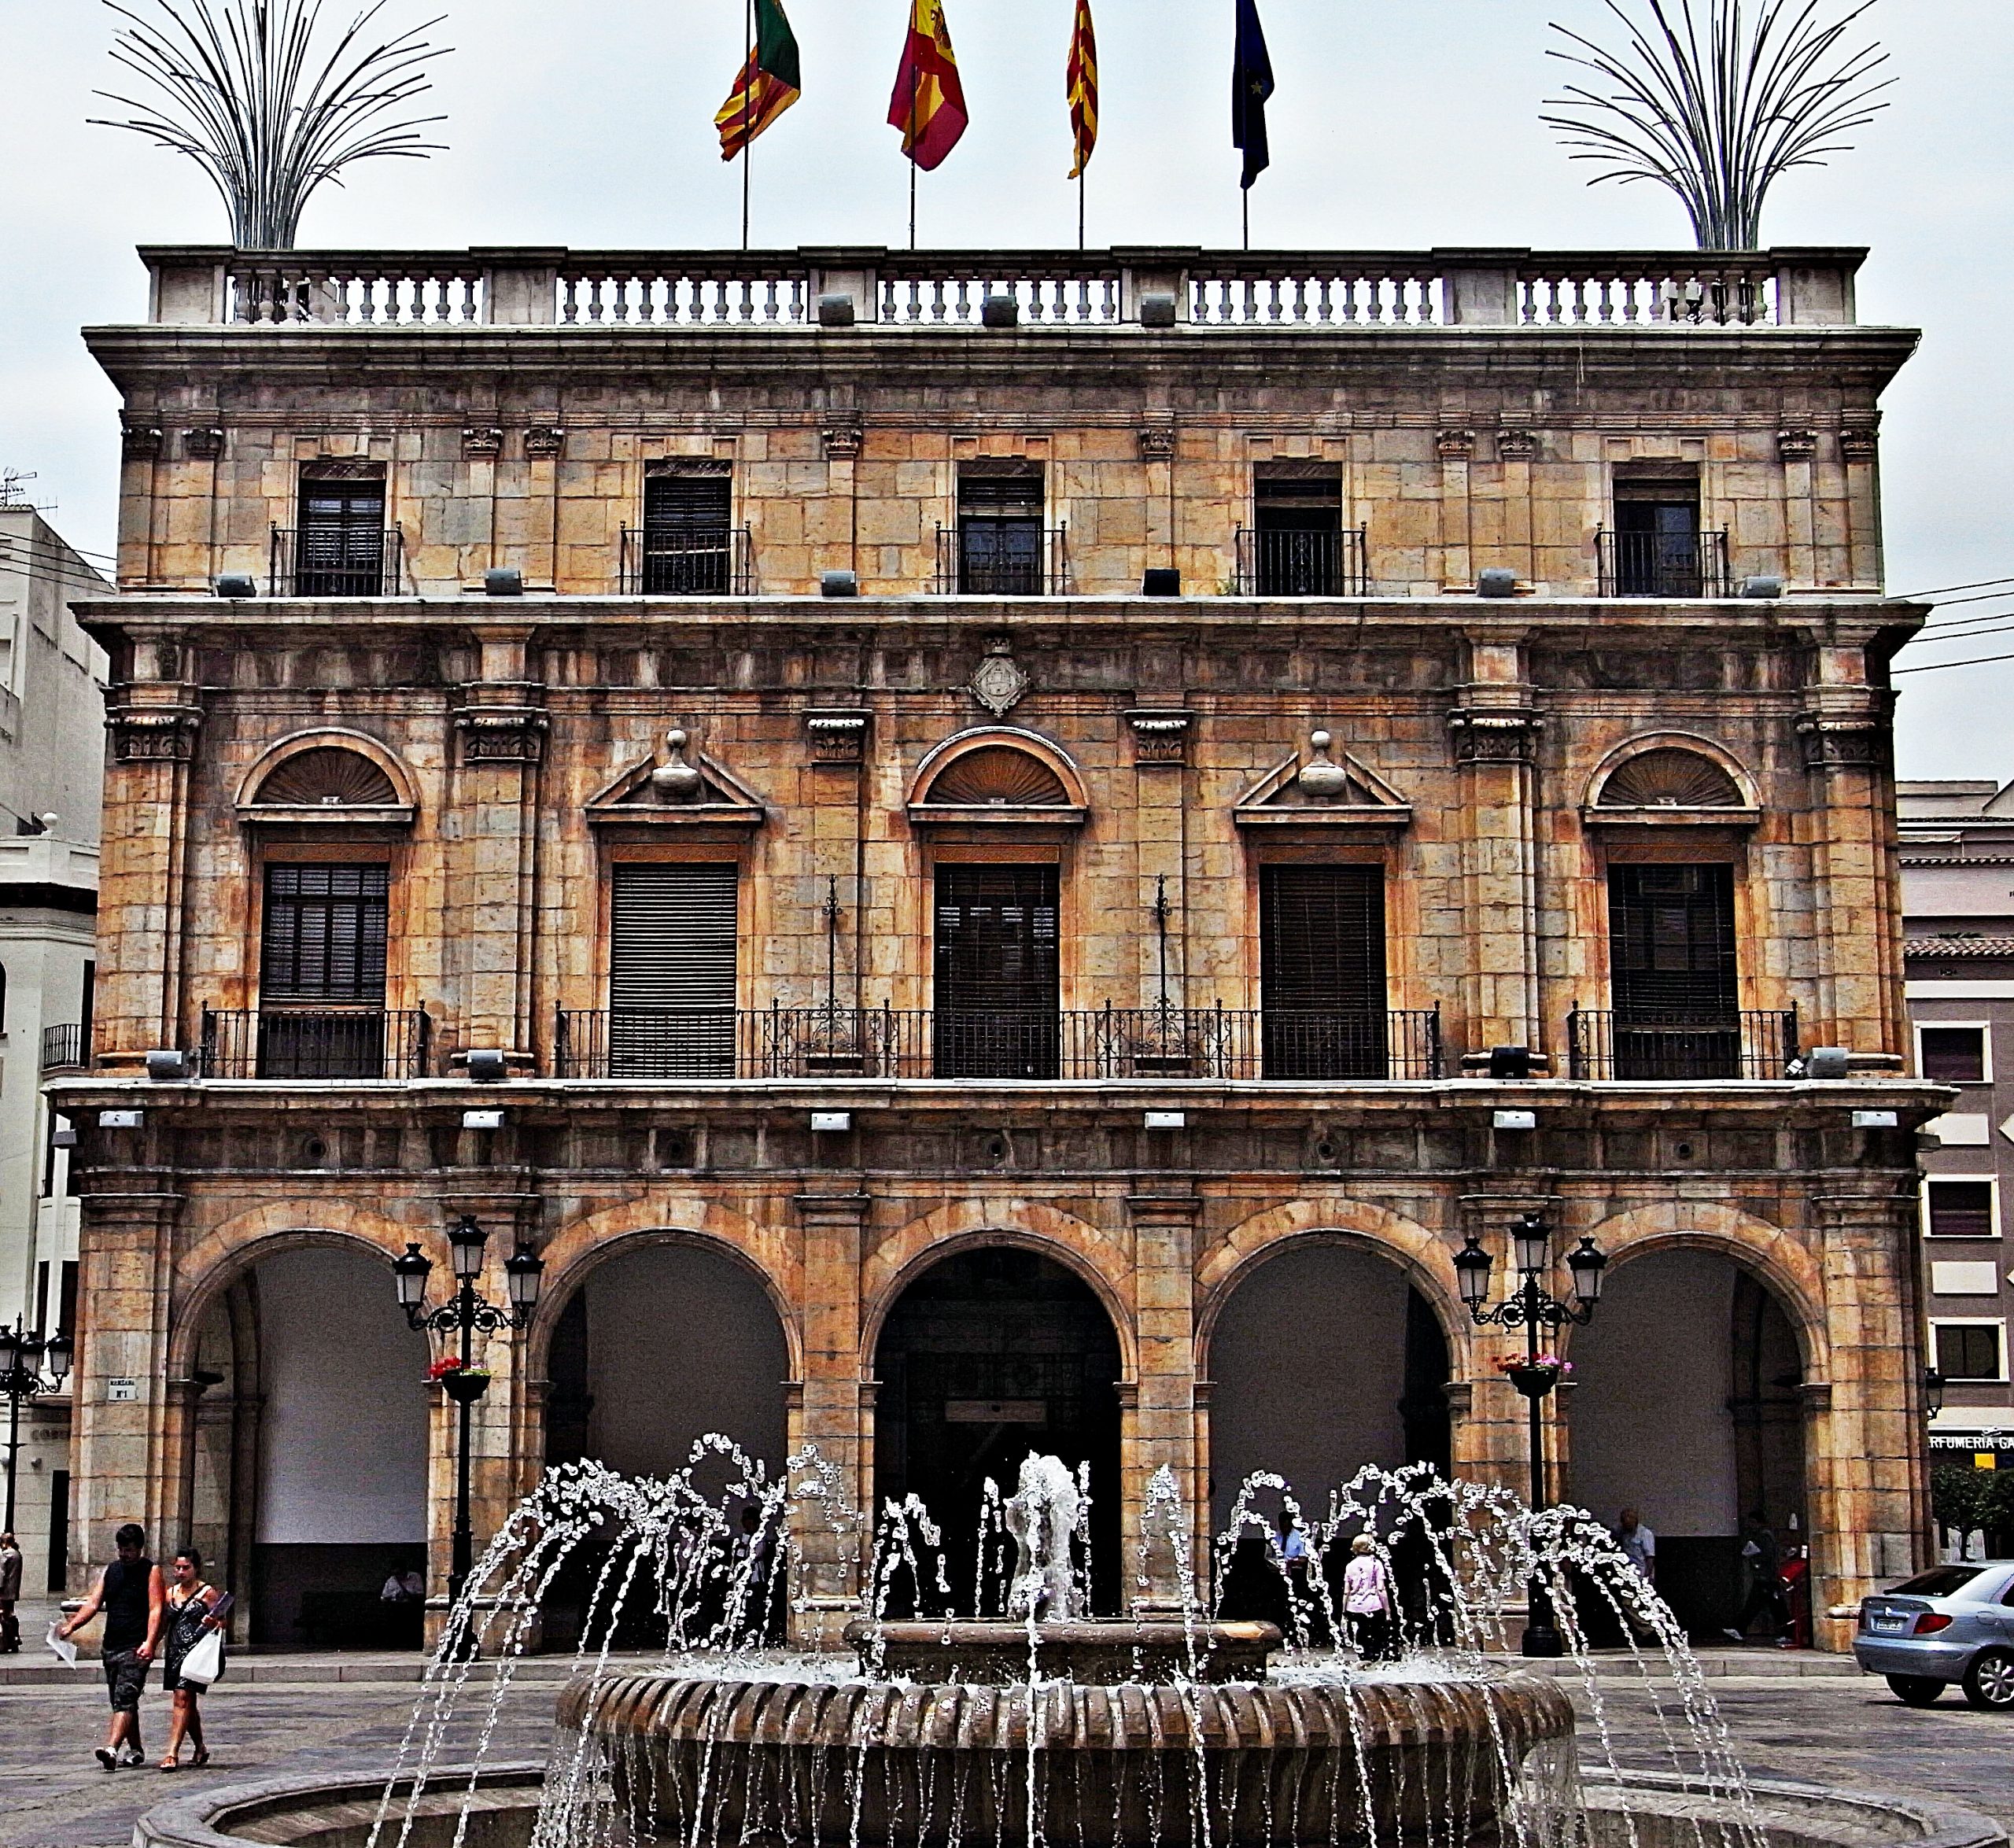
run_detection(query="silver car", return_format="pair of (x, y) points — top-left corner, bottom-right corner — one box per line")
(1855, 1562), (2014, 1709)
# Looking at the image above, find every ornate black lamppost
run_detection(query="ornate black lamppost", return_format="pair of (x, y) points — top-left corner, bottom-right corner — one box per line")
(1925, 1368), (1947, 1421)
(1, 1319), (73, 1531)
(1454, 1212), (1606, 1658)
(392, 1219), (544, 1606)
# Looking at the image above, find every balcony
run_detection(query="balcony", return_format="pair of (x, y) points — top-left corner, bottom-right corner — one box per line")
(935, 525), (1069, 597)
(1596, 527), (1732, 599)
(1566, 1009), (1798, 1082)
(553, 1005), (1444, 1082)
(620, 526), (754, 596)
(40, 1024), (85, 1072)
(201, 1008), (432, 1080)
(1234, 527), (1370, 596)
(269, 525), (404, 597)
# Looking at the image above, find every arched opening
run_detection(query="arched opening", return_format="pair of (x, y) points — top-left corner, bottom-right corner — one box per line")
(1568, 1247), (1806, 1641)
(185, 1245), (430, 1648)
(1208, 1242), (1451, 1533)
(872, 1245), (1123, 1615)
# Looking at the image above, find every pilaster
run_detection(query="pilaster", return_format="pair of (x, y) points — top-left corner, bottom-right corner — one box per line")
(795, 1186), (870, 1640)
(1128, 1185), (1200, 1610)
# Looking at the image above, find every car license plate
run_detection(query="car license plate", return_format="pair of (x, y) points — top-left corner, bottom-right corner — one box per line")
(1871, 1615), (1907, 1634)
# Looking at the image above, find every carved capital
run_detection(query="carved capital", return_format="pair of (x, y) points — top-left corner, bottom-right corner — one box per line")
(1137, 424), (1177, 463)
(1777, 426), (1819, 463)
(805, 708), (869, 765)
(524, 424), (566, 459)
(1126, 709), (1193, 765)
(1437, 428), (1477, 461)
(182, 427), (225, 460)
(1448, 706), (1541, 764)
(821, 423), (864, 461)
(1797, 715), (1885, 771)
(463, 426), (504, 459)
(1840, 422), (1879, 463)
(120, 422), (164, 461)
(1496, 429), (1539, 462)
(109, 702), (202, 763)
(453, 684), (549, 764)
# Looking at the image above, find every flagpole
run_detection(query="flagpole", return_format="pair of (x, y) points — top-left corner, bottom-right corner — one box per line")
(742, 0), (754, 250)
(909, 57), (920, 250)
(1078, 172), (1086, 253)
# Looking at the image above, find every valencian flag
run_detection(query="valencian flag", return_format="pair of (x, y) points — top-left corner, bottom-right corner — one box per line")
(717, 0), (802, 160)
(1066, 0), (1098, 179)
(1233, 0), (1274, 190)
(888, 0), (968, 172)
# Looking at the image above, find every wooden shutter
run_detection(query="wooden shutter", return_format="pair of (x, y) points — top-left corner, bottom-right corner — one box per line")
(608, 863), (739, 1076)
(299, 478), (386, 588)
(260, 865), (389, 1001)
(1259, 864), (1387, 1078)
(933, 865), (1060, 1077)
(1607, 864), (1737, 1018)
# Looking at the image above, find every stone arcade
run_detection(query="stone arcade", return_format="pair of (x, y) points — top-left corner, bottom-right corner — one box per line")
(59, 244), (1939, 1650)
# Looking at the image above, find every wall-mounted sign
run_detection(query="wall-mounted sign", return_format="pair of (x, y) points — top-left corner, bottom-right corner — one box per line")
(106, 1378), (138, 1404)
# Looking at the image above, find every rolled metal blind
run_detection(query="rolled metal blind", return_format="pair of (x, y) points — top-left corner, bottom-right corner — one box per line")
(610, 864), (739, 1010)
(644, 474), (732, 536)
(1260, 865), (1385, 1013)
(1608, 863), (1736, 1016)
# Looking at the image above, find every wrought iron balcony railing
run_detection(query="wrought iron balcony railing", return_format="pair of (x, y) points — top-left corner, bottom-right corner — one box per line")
(1566, 1008), (1798, 1082)
(201, 1008), (433, 1080)
(1595, 527), (1732, 598)
(619, 526), (754, 596)
(40, 1023), (85, 1072)
(554, 1005), (1444, 1083)
(935, 525), (1069, 596)
(1234, 526), (1370, 596)
(269, 525), (404, 597)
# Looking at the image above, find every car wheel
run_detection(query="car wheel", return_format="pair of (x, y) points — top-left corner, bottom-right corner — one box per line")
(1886, 1675), (1946, 1707)
(1962, 1650), (2014, 1711)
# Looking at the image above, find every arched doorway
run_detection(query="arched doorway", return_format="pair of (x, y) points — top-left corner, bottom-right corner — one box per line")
(873, 1245), (1123, 1615)
(185, 1244), (430, 1647)
(1207, 1241), (1451, 1533)
(1569, 1247), (1806, 1640)
(544, 1241), (790, 1478)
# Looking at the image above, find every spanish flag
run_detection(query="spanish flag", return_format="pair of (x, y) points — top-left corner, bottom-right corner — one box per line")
(1066, 0), (1097, 179)
(717, 0), (802, 160)
(888, 0), (968, 172)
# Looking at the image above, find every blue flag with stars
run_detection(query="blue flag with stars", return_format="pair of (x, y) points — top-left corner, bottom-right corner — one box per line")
(1233, 0), (1274, 190)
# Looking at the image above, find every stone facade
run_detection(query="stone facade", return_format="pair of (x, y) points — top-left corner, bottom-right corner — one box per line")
(56, 243), (1941, 1650)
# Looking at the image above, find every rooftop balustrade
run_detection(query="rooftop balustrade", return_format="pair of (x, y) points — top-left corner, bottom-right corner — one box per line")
(135, 245), (1866, 331)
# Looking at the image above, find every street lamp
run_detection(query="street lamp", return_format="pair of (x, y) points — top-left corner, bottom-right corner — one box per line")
(1457, 1211), (1605, 1658)
(1925, 1368), (1946, 1421)
(393, 1218), (544, 1611)
(2, 1318), (73, 1530)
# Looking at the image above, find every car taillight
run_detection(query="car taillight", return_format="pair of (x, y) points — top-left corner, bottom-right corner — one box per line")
(1913, 1613), (1953, 1635)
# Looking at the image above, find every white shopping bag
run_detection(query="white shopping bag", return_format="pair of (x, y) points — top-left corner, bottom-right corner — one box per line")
(46, 1621), (77, 1667)
(178, 1625), (224, 1688)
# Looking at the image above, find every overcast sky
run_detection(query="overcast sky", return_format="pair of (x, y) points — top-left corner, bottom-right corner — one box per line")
(1, 0), (2008, 776)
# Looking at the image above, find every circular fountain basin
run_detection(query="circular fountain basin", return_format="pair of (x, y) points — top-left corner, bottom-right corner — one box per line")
(563, 1664), (1577, 1848)
(847, 1617), (1282, 1684)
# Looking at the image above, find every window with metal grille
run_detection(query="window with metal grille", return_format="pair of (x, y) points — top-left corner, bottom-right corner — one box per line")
(1252, 467), (1345, 595)
(297, 475), (388, 596)
(933, 864), (1060, 1078)
(1927, 1180), (1997, 1239)
(1935, 1322), (2006, 1382)
(261, 865), (389, 1001)
(1613, 471), (1702, 596)
(1921, 1026), (1989, 1083)
(1607, 864), (1737, 1016)
(642, 471), (734, 595)
(607, 862), (740, 1077)
(957, 467), (1046, 596)
(1260, 864), (1387, 1079)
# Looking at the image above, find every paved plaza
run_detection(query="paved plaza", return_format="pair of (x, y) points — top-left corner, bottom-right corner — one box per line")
(2, 1637), (2012, 1848)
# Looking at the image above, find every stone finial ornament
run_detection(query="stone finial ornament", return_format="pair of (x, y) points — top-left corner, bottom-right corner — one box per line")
(1297, 730), (1352, 802)
(650, 729), (706, 803)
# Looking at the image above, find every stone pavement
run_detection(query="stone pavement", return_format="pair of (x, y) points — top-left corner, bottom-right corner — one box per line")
(1, 1651), (2009, 1848)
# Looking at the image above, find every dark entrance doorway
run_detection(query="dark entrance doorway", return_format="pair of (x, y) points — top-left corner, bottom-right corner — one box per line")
(873, 1246), (1123, 1615)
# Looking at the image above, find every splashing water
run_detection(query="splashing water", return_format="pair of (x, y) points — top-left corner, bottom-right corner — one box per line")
(364, 1444), (1765, 1848)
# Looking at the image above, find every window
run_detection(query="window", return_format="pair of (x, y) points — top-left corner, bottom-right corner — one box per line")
(1608, 470), (1717, 597)
(639, 470), (735, 595)
(1927, 1179), (1998, 1239)
(607, 862), (740, 1077)
(296, 474), (389, 596)
(1249, 467), (1346, 595)
(933, 864), (1060, 1078)
(1934, 1321), (2007, 1383)
(954, 466), (1048, 595)
(1605, 862), (1739, 1078)
(1260, 864), (1388, 1079)
(261, 865), (389, 1001)
(1920, 1025), (1990, 1084)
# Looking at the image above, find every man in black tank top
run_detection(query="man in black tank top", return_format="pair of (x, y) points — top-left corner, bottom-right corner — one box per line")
(57, 1523), (164, 1769)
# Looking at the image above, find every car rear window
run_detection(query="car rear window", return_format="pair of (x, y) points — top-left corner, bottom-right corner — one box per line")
(1889, 1566), (1986, 1597)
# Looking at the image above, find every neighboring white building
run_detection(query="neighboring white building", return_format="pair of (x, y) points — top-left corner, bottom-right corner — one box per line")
(0, 503), (107, 1596)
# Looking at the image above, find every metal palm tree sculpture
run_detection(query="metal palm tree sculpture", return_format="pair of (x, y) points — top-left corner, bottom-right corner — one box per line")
(1544, 0), (1891, 251)
(94, 0), (449, 250)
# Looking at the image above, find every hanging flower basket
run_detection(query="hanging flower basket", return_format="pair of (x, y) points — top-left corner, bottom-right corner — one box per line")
(427, 1356), (492, 1404)
(1496, 1354), (1572, 1400)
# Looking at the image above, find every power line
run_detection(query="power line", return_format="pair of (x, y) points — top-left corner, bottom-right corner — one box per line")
(1894, 650), (2014, 676)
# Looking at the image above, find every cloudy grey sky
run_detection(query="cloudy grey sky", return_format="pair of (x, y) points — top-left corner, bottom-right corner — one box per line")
(1, 0), (2007, 775)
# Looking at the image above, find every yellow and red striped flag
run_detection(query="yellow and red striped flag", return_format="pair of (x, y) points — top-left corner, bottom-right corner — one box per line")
(716, 0), (802, 160)
(1067, 0), (1097, 178)
(888, 0), (969, 172)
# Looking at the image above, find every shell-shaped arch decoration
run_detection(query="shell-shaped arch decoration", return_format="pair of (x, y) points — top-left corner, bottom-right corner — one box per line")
(236, 729), (418, 824)
(259, 748), (400, 807)
(908, 729), (1089, 826)
(1584, 736), (1759, 826)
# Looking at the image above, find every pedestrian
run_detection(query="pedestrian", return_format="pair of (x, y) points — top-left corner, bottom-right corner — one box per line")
(1724, 1510), (1787, 1642)
(1613, 1507), (1658, 1642)
(158, 1547), (224, 1771)
(57, 1522), (165, 1770)
(0, 1530), (21, 1654)
(1779, 1544), (1812, 1651)
(1342, 1534), (1397, 1663)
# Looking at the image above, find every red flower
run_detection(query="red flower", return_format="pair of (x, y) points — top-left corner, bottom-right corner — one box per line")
(427, 1356), (467, 1382)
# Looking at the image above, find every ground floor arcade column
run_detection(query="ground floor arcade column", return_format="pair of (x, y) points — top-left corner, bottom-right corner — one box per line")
(793, 1186), (869, 1643)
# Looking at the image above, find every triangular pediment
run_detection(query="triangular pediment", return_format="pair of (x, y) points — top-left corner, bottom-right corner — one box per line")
(586, 732), (768, 828)
(1234, 741), (1413, 828)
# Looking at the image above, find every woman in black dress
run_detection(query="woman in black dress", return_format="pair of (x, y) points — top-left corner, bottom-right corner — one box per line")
(159, 1549), (221, 1770)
